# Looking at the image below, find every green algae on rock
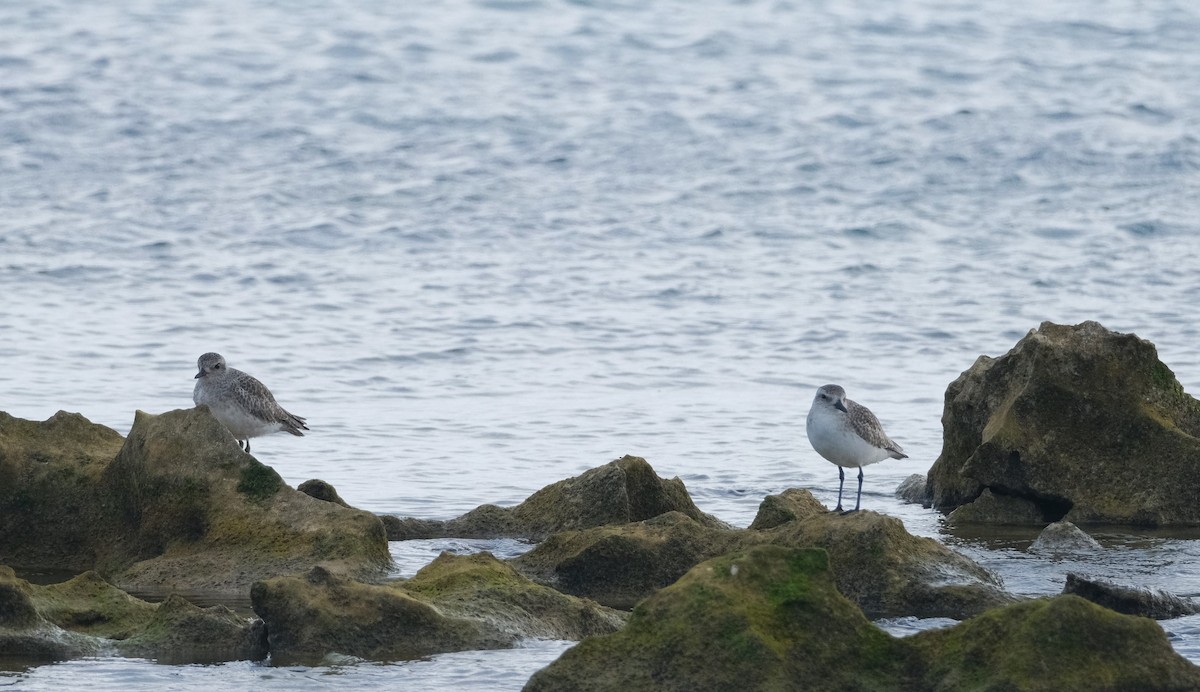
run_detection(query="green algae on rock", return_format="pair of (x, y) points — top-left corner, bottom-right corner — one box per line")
(523, 546), (915, 692)
(383, 455), (728, 540)
(0, 407), (392, 595)
(251, 552), (625, 664)
(910, 595), (1200, 692)
(925, 321), (1200, 525)
(523, 547), (1200, 692)
(0, 566), (264, 663)
(511, 493), (1012, 619)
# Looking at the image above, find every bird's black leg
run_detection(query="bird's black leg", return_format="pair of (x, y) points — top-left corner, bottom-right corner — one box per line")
(834, 466), (845, 512)
(245, 439), (251, 453)
(846, 467), (864, 514)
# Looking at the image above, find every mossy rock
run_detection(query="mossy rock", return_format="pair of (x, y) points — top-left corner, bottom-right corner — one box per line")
(0, 407), (391, 595)
(910, 595), (1200, 691)
(383, 455), (728, 540)
(0, 411), (125, 571)
(926, 321), (1200, 525)
(748, 488), (827, 530)
(251, 565), (507, 664)
(0, 566), (262, 663)
(523, 545), (916, 692)
(510, 511), (746, 610)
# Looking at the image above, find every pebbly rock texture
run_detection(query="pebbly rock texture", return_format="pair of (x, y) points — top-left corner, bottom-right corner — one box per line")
(925, 321), (1200, 526)
(512, 491), (1012, 619)
(524, 547), (1200, 692)
(523, 546), (914, 692)
(1029, 521), (1102, 553)
(0, 566), (265, 662)
(0, 407), (392, 594)
(383, 455), (727, 540)
(909, 594), (1200, 691)
(252, 554), (624, 664)
(1064, 573), (1200, 620)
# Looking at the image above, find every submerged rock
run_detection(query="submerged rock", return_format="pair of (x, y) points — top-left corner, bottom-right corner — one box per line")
(523, 546), (913, 692)
(524, 547), (1200, 692)
(512, 492), (1012, 619)
(0, 408), (392, 594)
(1029, 521), (1102, 553)
(1064, 573), (1200, 620)
(383, 455), (727, 540)
(252, 553), (624, 664)
(0, 566), (264, 662)
(926, 321), (1200, 525)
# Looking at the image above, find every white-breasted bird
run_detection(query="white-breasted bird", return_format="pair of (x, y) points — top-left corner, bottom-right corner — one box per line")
(805, 383), (906, 513)
(192, 352), (308, 453)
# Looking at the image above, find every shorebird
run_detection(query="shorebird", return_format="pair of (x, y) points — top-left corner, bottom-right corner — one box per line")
(805, 384), (906, 513)
(192, 352), (308, 453)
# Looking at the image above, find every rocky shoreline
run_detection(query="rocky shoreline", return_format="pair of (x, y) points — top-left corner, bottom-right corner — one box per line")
(3, 321), (1200, 688)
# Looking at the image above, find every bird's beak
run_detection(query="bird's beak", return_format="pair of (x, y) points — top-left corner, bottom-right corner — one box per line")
(835, 401), (848, 413)
(194, 371), (204, 379)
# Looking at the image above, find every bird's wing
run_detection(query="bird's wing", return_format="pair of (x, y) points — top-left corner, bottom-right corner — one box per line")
(846, 399), (906, 458)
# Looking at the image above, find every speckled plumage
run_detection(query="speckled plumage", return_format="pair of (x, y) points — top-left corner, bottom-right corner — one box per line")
(192, 352), (308, 452)
(806, 384), (906, 512)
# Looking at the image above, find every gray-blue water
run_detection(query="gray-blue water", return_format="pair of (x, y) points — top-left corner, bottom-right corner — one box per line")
(3, 0), (1200, 687)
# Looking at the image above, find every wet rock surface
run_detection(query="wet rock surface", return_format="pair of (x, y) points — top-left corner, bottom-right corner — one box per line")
(1064, 573), (1200, 620)
(926, 321), (1200, 525)
(1029, 521), (1103, 553)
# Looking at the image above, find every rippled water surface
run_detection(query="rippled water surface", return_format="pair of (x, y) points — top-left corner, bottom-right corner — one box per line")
(3, 0), (1200, 687)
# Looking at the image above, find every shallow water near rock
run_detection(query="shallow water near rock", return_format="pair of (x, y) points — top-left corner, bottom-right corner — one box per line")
(3, 0), (1200, 687)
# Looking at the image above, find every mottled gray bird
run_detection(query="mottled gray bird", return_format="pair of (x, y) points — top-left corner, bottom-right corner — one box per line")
(806, 384), (906, 513)
(192, 352), (308, 453)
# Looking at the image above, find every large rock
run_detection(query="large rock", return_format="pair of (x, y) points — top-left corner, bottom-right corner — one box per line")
(384, 455), (727, 540)
(909, 595), (1200, 691)
(524, 546), (913, 692)
(0, 408), (392, 594)
(926, 321), (1200, 525)
(0, 566), (265, 662)
(524, 547), (1200, 692)
(252, 553), (624, 663)
(512, 492), (1012, 619)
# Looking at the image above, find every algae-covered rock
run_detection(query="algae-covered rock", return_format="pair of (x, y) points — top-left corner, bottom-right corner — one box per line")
(523, 546), (915, 692)
(926, 321), (1200, 525)
(117, 594), (267, 663)
(0, 407), (392, 595)
(384, 455), (726, 540)
(747, 488), (826, 530)
(910, 595), (1200, 691)
(1063, 573), (1200, 620)
(297, 479), (350, 507)
(99, 408), (390, 593)
(763, 508), (1015, 619)
(0, 566), (262, 663)
(0, 411), (125, 571)
(510, 511), (745, 610)
(511, 499), (1011, 619)
(400, 552), (626, 640)
(251, 565), (506, 663)
(524, 549), (1200, 692)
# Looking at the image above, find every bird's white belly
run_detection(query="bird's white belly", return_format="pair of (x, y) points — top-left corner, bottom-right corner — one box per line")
(806, 412), (892, 468)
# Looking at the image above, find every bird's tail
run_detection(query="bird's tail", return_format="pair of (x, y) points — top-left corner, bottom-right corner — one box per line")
(282, 413), (309, 437)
